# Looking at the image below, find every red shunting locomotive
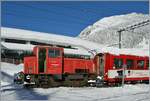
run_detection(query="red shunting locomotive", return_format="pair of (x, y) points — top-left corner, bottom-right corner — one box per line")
(15, 46), (149, 87)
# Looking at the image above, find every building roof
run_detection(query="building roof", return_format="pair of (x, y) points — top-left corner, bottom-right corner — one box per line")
(1, 27), (149, 57)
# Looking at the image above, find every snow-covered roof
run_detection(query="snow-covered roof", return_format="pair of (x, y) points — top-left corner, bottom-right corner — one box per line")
(1, 42), (35, 51)
(2, 41), (149, 57)
(1, 42), (91, 56)
(1, 27), (149, 57)
(64, 48), (91, 56)
(98, 47), (149, 57)
(1, 27), (104, 50)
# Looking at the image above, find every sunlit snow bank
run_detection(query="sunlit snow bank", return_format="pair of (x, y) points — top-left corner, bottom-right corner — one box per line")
(1, 62), (23, 76)
(1, 62), (23, 85)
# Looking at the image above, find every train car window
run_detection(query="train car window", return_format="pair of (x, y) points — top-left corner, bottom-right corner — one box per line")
(114, 58), (123, 69)
(48, 49), (60, 58)
(146, 60), (149, 68)
(126, 59), (134, 69)
(55, 50), (60, 57)
(137, 60), (145, 69)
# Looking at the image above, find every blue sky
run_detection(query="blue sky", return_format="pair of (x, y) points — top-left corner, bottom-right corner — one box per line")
(2, 1), (149, 37)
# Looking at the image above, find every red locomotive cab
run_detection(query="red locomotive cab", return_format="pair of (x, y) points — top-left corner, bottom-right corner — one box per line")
(24, 46), (63, 75)
(37, 46), (63, 75)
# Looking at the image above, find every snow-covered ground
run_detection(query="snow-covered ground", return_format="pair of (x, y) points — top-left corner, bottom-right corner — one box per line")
(1, 62), (150, 101)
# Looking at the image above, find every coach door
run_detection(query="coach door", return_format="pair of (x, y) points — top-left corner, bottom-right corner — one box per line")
(99, 54), (105, 77)
(47, 48), (63, 74)
(38, 48), (47, 73)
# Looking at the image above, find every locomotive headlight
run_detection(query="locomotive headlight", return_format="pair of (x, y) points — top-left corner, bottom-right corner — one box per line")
(97, 76), (103, 80)
(26, 75), (31, 79)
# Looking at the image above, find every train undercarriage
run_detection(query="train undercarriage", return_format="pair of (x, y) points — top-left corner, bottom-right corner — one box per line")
(14, 72), (149, 88)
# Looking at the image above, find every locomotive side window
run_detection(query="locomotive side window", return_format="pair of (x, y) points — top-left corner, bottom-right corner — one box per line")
(146, 60), (149, 68)
(137, 60), (145, 68)
(126, 59), (134, 69)
(114, 58), (123, 69)
(48, 49), (60, 58)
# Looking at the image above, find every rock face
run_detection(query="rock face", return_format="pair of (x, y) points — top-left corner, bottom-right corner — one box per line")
(79, 13), (150, 48)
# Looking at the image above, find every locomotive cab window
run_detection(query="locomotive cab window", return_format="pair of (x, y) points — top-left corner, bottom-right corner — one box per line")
(48, 49), (60, 58)
(114, 58), (123, 69)
(137, 60), (145, 69)
(126, 59), (134, 69)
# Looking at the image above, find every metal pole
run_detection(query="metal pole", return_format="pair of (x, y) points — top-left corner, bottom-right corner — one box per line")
(148, 1), (150, 94)
(149, 39), (150, 94)
(118, 30), (124, 87)
(118, 31), (121, 49)
(122, 67), (124, 87)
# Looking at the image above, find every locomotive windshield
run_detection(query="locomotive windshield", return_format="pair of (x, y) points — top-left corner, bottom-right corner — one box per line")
(48, 49), (60, 58)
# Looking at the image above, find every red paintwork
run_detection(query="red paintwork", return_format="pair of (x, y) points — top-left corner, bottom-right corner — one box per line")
(24, 46), (149, 83)
(24, 56), (37, 74)
(64, 58), (94, 74)
(102, 53), (149, 82)
(24, 46), (95, 75)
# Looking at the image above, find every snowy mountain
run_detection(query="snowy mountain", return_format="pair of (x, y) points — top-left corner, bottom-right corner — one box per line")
(135, 38), (149, 49)
(79, 13), (150, 48)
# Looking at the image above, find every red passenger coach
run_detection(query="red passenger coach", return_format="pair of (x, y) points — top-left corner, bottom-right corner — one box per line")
(95, 53), (149, 85)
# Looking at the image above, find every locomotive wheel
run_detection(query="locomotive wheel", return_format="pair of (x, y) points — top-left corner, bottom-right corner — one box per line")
(63, 79), (88, 87)
(63, 79), (72, 87)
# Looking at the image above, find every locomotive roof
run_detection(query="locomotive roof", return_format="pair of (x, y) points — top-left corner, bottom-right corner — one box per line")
(33, 45), (91, 56)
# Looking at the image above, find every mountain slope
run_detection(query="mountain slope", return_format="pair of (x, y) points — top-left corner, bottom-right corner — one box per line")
(79, 13), (150, 48)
